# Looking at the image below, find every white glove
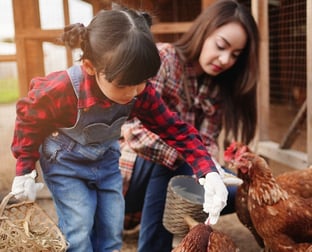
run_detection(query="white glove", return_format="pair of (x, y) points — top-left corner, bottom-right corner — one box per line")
(11, 170), (44, 201)
(212, 157), (243, 186)
(199, 172), (228, 225)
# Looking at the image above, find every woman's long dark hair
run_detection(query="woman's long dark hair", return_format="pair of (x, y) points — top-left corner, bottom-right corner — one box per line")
(174, 0), (259, 144)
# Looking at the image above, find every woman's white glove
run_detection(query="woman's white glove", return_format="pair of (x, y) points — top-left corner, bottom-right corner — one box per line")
(11, 170), (44, 201)
(199, 172), (228, 225)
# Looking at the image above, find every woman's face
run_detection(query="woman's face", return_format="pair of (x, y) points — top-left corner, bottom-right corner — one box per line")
(198, 22), (247, 76)
(96, 73), (146, 104)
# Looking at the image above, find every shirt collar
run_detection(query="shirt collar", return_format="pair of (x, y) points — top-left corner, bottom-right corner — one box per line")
(77, 68), (112, 109)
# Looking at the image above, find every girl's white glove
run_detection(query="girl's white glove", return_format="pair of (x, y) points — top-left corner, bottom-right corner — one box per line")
(212, 157), (243, 186)
(11, 170), (44, 201)
(199, 172), (228, 225)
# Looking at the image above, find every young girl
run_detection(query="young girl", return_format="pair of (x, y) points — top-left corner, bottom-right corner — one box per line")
(121, 0), (259, 251)
(10, 5), (226, 252)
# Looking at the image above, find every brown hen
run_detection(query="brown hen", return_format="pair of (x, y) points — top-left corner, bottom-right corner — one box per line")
(172, 215), (238, 252)
(224, 142), (312, 199)
(232, 151), (312, 252)
(224, 142), (312, 250)
(224, 142), (265, 249)
(275, 166), (312, 198)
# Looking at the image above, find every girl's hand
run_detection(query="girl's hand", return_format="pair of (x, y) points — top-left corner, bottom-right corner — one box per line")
(199, 172), (228, 225)
(212, 157), (243, 186)
(11, 170), (44, 201)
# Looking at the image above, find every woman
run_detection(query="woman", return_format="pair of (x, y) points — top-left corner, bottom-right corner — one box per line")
(121, 0), (259, 251)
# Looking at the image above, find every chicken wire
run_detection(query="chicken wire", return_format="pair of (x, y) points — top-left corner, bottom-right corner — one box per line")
(269, 0), (306, 107)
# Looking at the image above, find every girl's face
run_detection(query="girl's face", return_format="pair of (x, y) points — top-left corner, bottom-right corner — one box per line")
(96, 73), (146, 104)
(198, 22), (247, 76)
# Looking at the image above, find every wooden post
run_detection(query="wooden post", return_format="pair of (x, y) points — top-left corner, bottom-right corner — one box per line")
(63, 0), (74, 68)
(251, 0), (270, 141)
(13, 0), (45, 97)
(201, 0), (216, 10)
(307, 0), (312, 164)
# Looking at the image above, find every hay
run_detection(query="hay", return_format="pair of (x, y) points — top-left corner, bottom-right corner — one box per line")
(0, 193), (67, 251)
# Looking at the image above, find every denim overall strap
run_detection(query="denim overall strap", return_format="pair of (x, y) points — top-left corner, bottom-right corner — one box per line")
(66, 65), (83, 98)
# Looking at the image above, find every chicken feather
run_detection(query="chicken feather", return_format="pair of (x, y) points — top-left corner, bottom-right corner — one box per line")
(233, 152), (312, 252)
(224, 141), (312, 250)
(172, 215), (238, 252)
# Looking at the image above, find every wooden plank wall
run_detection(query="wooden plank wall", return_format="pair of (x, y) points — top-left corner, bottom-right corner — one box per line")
(9, 0), (211, 96)
(8, 0), (110, 94)
(307, 0), (312, 164)
(12, 0), (45, 97)
(3, 0), (311, 169)
(251, 0), (270, 141)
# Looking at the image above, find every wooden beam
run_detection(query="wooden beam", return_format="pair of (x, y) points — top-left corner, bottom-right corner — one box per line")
(63, 0), (73, 68)
(280, 100), (307, 149)
(0, 54), (17, 62)
(15, 29), (63, 42)
(13, 0), (45, 97)
(252, 0), (270, 141)
(201, 0), (216, 9)
(151, 22), (192, 34)
(307, 0), (312, 164)
(257, 141), (308, 170)
(14, 22), (193, 40)
(82, 0), (111, 12)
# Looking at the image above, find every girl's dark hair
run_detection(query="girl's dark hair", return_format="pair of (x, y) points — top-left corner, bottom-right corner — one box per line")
(61, 5), (160, 86)
(174, 0), (259, 144)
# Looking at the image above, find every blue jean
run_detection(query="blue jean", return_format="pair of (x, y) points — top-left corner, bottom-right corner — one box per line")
(125, 156), (237, 252)
(39, 133), (124, 252)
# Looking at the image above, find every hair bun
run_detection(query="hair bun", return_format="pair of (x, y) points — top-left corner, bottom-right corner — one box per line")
(141, 12), (152, 27)
(62, 23), (87, 48)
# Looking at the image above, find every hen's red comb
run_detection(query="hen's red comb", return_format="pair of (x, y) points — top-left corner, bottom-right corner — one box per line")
(224, 141), (250, 162)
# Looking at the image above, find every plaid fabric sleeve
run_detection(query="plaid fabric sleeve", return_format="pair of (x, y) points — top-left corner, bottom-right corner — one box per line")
(119, 138), (138, 195)
(12, 71), (77, 175)
(122, 119), (179, 170)
(132, 83), (217, 178)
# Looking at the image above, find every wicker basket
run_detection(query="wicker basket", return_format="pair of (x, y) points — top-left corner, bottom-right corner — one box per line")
(0, 193), (68, 251)
(163, 175), (208, 236)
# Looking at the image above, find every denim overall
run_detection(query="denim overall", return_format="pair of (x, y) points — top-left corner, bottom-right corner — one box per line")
(39, 65), (134, 252)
